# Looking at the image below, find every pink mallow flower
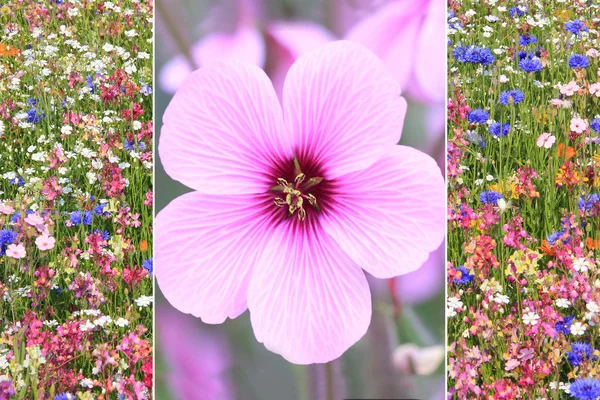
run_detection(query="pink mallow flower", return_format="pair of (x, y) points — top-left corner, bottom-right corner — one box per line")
(35, 234), (56, 251)
(560, 80), (580, 96)
(571, 117), (588, 134)
(156, 41), (445, 364)
(159, 306), (234, 399)
(6, 243), (26, 259)
(589, 82), (600, 97)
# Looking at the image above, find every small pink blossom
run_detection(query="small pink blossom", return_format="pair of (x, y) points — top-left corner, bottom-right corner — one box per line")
(570, 117), (588, 133)
(589, 82), (600, 97)
(536, 133), (555, 149)
(505, 359), (520, 371)
(559, 80), (579, 96)
(35, 235), (56, 251)
(0, 204), (14, 214)
(25, 212), (44, 226)
(6, 243), (26, 259)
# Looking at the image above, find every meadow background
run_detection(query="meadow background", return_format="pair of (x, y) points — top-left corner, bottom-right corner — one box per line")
(0, 1), (153, 398)
(155, 0), (446, 398)
(447, 0), (600, 398)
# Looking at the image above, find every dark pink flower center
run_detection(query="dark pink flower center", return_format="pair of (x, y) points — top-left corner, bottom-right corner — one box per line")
(269, 156), (331, 222)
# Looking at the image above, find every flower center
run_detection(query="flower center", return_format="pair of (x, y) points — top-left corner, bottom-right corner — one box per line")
(270, 157), (323, 221)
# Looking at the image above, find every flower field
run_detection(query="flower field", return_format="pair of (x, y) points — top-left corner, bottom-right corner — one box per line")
(447, 0), (600, 398)
(0, 1), (153, 398)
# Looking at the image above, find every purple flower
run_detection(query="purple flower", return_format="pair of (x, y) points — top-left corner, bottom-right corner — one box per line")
(156, 41), (445, 363)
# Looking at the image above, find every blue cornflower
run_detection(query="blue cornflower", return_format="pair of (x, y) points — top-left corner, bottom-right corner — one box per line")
(466, 131), (486, 147)
(9, 176), (24, 186)
(519, 57), (543, 73)
(479, 190), (503, 204)
(83, 211), (93, 226)
(555, 316), (574, 335)
(53, 394), (73, 400)
(509, 6), (527, 18)
(142, 258), (153, 276)
(27, 98), (37, 106)
(26, 107), (45, 123)
(94, 203), (107, 215)
(488, 122), (511, 137)
(569, 378), (600, 400)
(141, 84), (152, 96)
(569, 54), (590, 69)
(500, 90), (525, 105)
(565, 19), (588, 36)
(86, 75), (96, 94)
(124, 138), (135, 151)
(138, 141), (146, 151)
(547, 230), (566, 246)
(591, 118), (600, 133)
(69, 211), (82, 225)
(578, 194), (600, 211)
(454, 266), (474, 285)
(0, 229), (17, 256)
(519, 34), (537, 46)
(567, 342), (598, 366)
(93, 229), (110, 240)
(453, 45), (495, 66)
(467, 109), (489, 124)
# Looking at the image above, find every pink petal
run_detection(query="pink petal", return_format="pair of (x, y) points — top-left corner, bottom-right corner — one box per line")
(397, 241), (445, 304)
(160, 61), (293, 194)
(321, 145), (445, 279)
(155, 192), (275, 323)
(158, 306), (234, 399)
(159, 27), (265, 94)
(408, 0), (446, 104)
(282, 40), (407, 179)
(265, 21), (336, 98)
(248, 222), (371, 364)
(345, 0), (425, 89)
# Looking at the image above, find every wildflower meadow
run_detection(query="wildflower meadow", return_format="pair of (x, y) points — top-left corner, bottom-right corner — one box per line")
(0, 1), (153, 398)
(448, 0), (600, 398)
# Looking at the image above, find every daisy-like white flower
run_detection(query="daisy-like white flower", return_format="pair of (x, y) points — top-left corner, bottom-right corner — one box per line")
(156, 41), (445, 364)
(570, 321), (586, 336)
(556, 298), (571, 308)
(572, 257), (590, 272)
(522, 311), (540, 326)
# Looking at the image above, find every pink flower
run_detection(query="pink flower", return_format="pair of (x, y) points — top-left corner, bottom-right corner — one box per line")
(156, 41), (445, 364)
(159, 0), (333, 95)
(560, 80), (580, 96)
(536, 133), (555, 149)
(0, 204), (14, 214)
(35, 235), (56, 251)
(6, 243), (26, 259)
(345, 0), (445, 104)
(504, 359), (520, 371)
(570, 117), (588, 133)
(397, 240), (445, 304)
(589, 82), (600, 97)
(25, 212), (44, 227)
(158, 306), (234, 399)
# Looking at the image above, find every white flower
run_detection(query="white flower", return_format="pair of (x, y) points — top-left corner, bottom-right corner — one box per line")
(555, 298), (571, 308)
(447, 297), (463, 310)
(494, 294), (509, 304)
(570, 321), (586, 336)
(135, 295), (153, 308)
(586, 301), (599, 314)
(114, 318), (129, 327)
(522, 311), (540, 325)
(572, 258), (590, 272)
(80, 320), (95, 332)
(80, 378), (94, 388)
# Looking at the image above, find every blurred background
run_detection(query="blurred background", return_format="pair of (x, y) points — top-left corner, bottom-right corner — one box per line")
(155, 0), (446, 398)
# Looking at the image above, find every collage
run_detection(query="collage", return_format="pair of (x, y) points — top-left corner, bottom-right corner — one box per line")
(0, 0), (598, 399)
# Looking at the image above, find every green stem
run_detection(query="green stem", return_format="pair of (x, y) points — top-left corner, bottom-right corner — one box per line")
(155, 0), (197, 70)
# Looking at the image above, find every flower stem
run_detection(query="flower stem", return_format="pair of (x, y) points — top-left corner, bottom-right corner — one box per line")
(325, 361), (334, 400)
(155, 0), (197, 70)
